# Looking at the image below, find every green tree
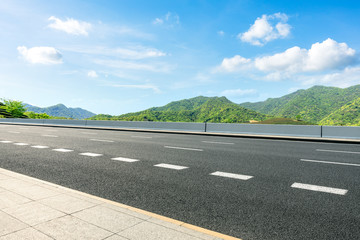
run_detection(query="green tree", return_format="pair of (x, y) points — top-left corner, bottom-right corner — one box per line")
(1, 99), (27, 118)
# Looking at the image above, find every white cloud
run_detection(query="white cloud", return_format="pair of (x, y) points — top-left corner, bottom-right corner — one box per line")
(298, 66), (360, 88)
(87, 70), (98, 78)
(217, 30), (225, 36)
(238, 13), (291, 46)
(221, 88), (257, 97)
(17, 46), (62, 64)
(62, 45), (166, 60)
(114, 47), (166, 59)
(109, 84), (161, 93)
(218, 55), (252, 72)
(255, 38), (357, 73)
(152, 12), (180, 27)
(94, 59), (173, 73)
(48, 16), (91, 36)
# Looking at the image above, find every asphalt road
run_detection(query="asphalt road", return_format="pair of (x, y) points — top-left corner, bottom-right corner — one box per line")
(0, 124), (359, 240)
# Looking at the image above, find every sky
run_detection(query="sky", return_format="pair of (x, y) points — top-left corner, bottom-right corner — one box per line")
(1, 0), (360, 115)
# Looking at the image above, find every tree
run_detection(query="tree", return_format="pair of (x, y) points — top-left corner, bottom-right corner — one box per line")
(0, 99), (27, 118)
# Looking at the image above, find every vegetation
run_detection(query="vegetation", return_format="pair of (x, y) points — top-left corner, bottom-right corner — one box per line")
(25, 103), (95, 119)
(89, 96), (271, 123)
(240, 85), (360, 125)
(0, 99), (27, 118)
(253, 118), (313, 125)
(319, 97), (360, 126)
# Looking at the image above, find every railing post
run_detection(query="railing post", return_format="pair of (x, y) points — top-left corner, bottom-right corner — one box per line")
(204, 122), (207, 132)
(320, 125), (323, 138)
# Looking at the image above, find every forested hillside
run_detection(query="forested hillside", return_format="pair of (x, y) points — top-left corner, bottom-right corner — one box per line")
(240, 85), (360, 124)
(89, 96), (270, 123)
(319, 97), (360, 126)
(25, 104), (95, 119)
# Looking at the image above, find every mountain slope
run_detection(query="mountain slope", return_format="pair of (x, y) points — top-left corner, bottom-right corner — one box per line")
(319, 97), (360, 126)
(89, 96), (269, 123)
(240, 85), (360, 123)
(25, 104), (96, 119)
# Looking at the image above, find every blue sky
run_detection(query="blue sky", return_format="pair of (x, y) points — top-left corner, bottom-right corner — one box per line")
(1, 0), (360, 115)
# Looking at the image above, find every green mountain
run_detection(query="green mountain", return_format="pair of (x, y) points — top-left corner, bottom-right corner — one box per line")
(25, 103), (96, 119)
(89, 96), (269, 123)
(240, 85), (360, 124)
(319, 97), (360, 126)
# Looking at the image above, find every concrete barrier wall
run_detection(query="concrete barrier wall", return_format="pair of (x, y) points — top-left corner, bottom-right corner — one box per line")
(322, 126), (360, 139)
(1, 118), (359, 139)
(86, 120), (205, 132)
(207, 123), (322, 137)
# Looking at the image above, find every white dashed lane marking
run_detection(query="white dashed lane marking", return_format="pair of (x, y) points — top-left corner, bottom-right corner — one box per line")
(154, 163), (189, 170)
(13, 143), (29, 146)
(291, 182), (348, 195)
(164, 146), (203, 151)
(111, 157), (139, 162)
(0, 141), (13, 143)
(90, 139), (115, 143)
(42, 135), (58, 138)
(8, 131), (20, 134)
(301, 159), (360, 167)
(202, 141), (234, 145)
(79, 152), (103, 157)
(210, 171), (253, 180)
(31, 146), (49, 149)
(316, 149), (360, 154)
(53, 148), (74, 153)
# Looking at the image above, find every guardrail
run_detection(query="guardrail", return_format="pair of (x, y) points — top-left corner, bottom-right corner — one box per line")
(0, 118), (359, 139)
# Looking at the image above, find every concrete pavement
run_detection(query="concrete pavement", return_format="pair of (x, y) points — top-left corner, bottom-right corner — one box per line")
(0, 168), (239, 240)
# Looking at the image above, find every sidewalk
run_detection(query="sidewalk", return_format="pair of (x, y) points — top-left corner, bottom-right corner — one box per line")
(0, 168), (240, 240)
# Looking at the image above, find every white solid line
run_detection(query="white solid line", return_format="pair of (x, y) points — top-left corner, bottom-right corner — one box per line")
(316, 149), (360, 154)
(90, 139), (115, 143)
(291, 182), (348, 195)
(131, 136), (153, 139)
(31, 145), (49, 149)
(53, 148), (74, 153)
(164, 146), (203, 151)
(154, 163), (188, 170)
(210, 171), (253, 180)
(79, 152), (103, 157)
(8, 131), (20, 134)
(301, 159), (360, 167)
(14, 143), (29, 146)
(202, 141), (234, 145)
(111, 157), (139, 162)
(42, 135), (58, 138)
(0, 140), (13, 143)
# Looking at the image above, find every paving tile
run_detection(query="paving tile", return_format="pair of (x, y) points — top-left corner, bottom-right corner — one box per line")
(3, 201), (65, 226)
(0, 227), (53, 240)
(67, 192), (105, 205)
(12, 185), (60, 200)
(0, 191), (32, 209)
(0, 174), (9, 180)
(118, 221), (202, 240)
(148, 218), (217, 240)
(73, 205), (144, 233)
(35, 215), (113, 240)
(104, 234), (129, 240)
(0, 211), (28, 236)
(103, 203), (152, 221)
(39, 194), (96, 214)
(0, 179), (34, 191)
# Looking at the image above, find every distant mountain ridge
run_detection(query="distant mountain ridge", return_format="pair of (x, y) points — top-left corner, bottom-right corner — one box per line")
(89, 96), (269, 123)
(240, 85), (360, 125)
(25, 103), (96, 119)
